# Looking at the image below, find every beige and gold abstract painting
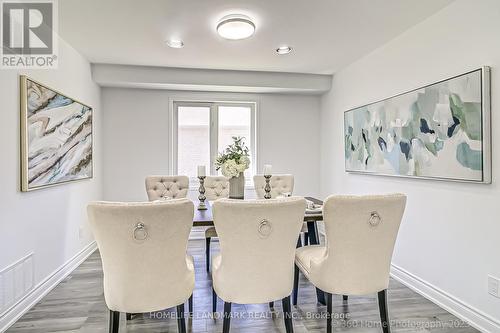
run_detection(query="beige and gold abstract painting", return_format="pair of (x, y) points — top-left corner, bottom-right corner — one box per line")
(344, 67), (491, 183)
(21, 76), (93, 191)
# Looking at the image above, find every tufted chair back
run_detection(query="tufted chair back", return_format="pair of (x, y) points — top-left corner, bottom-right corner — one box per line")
(212, 197), (306, 304)
(204, 176), (229, 201)
(145, 175), (189, 201)
(311, 194), (406, 295)
(87, 199), (195, 313)
(253, 174), (294, 199)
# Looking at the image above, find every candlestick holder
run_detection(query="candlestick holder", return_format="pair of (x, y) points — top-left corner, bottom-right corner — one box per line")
(198, 176), (207, 210)
(264, 174), (272, 199)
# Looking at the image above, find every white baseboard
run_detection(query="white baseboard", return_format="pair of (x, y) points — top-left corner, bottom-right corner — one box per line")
(0, 241), (98, 333)
(391, 264), (500, 333)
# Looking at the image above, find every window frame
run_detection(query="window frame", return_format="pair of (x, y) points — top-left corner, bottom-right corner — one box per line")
(171, 99), (257, 186)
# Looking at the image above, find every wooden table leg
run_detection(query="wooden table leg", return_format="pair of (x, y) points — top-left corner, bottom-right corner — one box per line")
(306, 221), (326, 305)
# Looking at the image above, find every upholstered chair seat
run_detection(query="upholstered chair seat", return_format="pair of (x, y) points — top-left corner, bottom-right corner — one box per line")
(145, 175), (189, 201)
(294, 245), (326, 276)
(293, 194), (406, 333)
(211, 253), (222, 272)
(87, 199), (195, 333)
(212, 197), (306, 333)
(203, 176), (230, 271)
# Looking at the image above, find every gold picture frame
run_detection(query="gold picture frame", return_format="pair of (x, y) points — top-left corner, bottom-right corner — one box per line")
(20, 75), (94, 192)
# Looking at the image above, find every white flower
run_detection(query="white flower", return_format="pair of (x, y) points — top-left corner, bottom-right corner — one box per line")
(214, 137), (251, 177)
(222, 159), (239, 178)
(240, 156), (250, 168)
(236, 163), (247, 173)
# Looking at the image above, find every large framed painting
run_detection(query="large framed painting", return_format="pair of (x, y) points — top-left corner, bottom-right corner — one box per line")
(344, 67), (491, 183)
(20, 76), (93, 191)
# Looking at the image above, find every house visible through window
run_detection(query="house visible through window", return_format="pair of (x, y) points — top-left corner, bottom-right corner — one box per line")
(174, 101), (256, 185)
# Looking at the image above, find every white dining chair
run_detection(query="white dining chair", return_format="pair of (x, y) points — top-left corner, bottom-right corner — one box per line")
(203, 176), (230, 272)
(212, 197), (306, 333)
(294, 194), (406, 333)
(142, 175), (192, 320)
(253, 174), (294, 199)
(254, 174), (309, 247)
(87, 199), (195, 333)
(145, 175), (189, 201)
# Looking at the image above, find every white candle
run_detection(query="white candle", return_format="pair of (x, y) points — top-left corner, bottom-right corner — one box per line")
(197, 165), (206, 177)
(263, 164), (272, 176)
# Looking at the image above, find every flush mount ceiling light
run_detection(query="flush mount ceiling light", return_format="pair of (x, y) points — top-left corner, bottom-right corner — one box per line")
(217, 14), (255, 40)
(166, 39), (184, 48)
(276, 46), (292, 55)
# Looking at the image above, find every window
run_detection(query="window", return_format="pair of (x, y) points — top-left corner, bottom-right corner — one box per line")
(176, 104), (211, 178)
(173, 101), (256, 185)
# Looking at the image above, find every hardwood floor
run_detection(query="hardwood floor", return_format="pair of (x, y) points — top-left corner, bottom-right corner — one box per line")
(7, 239), (477, 333)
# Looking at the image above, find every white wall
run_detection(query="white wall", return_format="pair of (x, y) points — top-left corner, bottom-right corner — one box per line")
(320, 0), (500, 331)
(0, 38), (102, 329)
(102, 88), (321, 202)
(92, 63), (331, 94)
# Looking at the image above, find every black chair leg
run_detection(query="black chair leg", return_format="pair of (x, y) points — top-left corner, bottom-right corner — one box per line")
(316, 288), (326, 306)
(326, 292), (333, 333)
(293, 264), (299, 306)
(212, 287), (217, 315)
(206, 237), (211, 272)
(223, 302), (232, 333)
(296, 236), (302, 248)
(378, 289), (391, 333)
(109, 310), (120, 333)
(188, 294), (193, 317)
(343, 295), (348, 301)
(269, 301), (274, 310)
(282, 295), (294, 333)
(176, 303), (186, 333)
(304, 232), (309, 246)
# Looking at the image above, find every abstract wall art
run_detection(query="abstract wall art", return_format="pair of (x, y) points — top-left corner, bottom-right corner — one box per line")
(20, 76), (93, 191)
(344, 67), (491, 183)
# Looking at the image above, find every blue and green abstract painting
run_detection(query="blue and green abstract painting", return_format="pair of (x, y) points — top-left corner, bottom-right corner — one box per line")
(344, 69), (487, 182)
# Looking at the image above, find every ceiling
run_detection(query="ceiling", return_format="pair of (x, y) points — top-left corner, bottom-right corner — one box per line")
(59, 0), (454, 74)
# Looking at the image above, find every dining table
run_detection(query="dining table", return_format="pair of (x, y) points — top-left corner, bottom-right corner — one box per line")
(192, 196), (327, 305)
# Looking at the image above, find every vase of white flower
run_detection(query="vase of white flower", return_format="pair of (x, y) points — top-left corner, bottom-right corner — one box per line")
(215, 136), (250, 199)
(228, 172), (245, 199)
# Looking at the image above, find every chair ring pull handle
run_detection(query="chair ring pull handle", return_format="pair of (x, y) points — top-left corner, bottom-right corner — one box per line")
(258, 219), (272, 238)
(133, 222), (148, 241)
(368, 211), (382, 227)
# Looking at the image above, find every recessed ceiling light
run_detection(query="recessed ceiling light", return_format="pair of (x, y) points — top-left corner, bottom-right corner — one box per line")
(217, 14), (255, 40)
(276, 46), (292, 55)
(166, 39), (184, 48)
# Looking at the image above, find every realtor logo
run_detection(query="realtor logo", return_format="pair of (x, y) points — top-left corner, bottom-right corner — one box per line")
(1, 0), (58, 68)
